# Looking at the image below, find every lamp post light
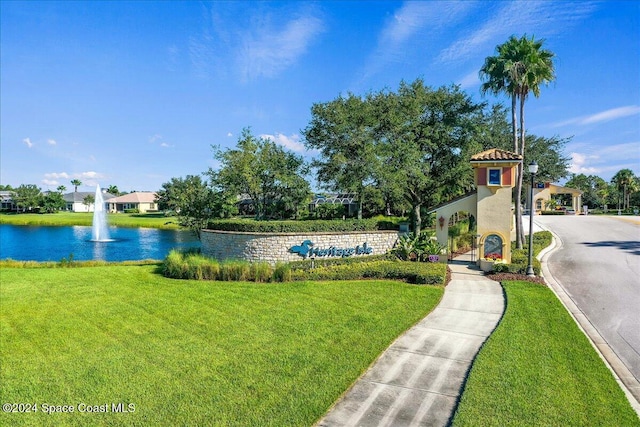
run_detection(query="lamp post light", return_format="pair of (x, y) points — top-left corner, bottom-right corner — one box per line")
(526, 161), (539, 277)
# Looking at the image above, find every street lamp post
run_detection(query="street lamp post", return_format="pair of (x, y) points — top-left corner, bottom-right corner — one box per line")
(526, 161), (538, 277)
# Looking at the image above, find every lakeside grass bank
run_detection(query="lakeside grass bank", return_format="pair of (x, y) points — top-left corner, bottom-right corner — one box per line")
(0, 212), (181, 229)
(0, 265), (443, 426)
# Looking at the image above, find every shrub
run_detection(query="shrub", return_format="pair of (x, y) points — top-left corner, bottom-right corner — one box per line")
(250, 262), (273, 283)
(272, 263), (292, 282)
(291, 260), (445, 285)
(313, 203), (345, 219)
(288, 253), (393, 272)
(490, 231), (552, 276)
(162, 249), (446, 285)
(219, 260), (251, 281)
(392, 231), (445, 262)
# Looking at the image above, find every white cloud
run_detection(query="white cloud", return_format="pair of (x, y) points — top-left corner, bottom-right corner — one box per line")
(568, 152), (600, 175)
(227, 132), (233, 137)
(42, 171), (107, 189)
(457, 69), (480, 89)
(47, 139), (57, 146)
(550, 105), (640, 128)
(149, 134), (163, 143)
(44, 172), (71, 180)
(362, 1), (476, 80)
(581, 106), (640, 125)
(23, 137), (33, 148)
(190, 4), (324, 81)
(260, 133), (308, 153)
(437, 1), (597, 64)
(238, 14), (324, 81)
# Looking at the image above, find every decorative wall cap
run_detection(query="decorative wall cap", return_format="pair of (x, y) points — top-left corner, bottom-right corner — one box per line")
(470, 148), (522, 162)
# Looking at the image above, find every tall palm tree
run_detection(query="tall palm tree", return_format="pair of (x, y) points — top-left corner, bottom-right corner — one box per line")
(57, 185), (66, 194)
(70, 179), (82, 192)
(479, 35), (555, 248)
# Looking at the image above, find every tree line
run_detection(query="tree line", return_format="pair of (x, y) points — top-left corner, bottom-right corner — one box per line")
(0, 182), (124, 213)
(565, 169), (640, 212)
(157, 78), (574, 236)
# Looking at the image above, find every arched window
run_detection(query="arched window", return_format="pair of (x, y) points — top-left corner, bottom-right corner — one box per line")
(483, 234), (503, 261)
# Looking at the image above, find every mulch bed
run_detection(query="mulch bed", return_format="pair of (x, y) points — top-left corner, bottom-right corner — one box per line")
(485, 272), (547, 285)
(446, 264), (546, 286)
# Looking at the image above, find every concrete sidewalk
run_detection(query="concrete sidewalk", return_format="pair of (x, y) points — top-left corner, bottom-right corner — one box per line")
(317, 255), (504, 427)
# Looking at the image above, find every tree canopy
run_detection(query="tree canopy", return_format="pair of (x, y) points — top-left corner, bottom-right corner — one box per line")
(304, 79), (486, 233)
(209, 128), (311, 220)
(303, 93), (379, 219)
(156, 174), (235, 237)
(11, 184), (42, 212)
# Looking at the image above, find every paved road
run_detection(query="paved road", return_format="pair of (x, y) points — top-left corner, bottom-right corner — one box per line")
(534, 215), (640, 383)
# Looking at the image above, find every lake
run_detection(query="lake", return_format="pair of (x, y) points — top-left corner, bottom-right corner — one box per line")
(0, 224), (201, 262)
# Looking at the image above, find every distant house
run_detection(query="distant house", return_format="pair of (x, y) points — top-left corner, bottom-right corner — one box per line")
(63, 191), (116, 213)
(107, 192), (158, 213)
(0, 191), (16, 211)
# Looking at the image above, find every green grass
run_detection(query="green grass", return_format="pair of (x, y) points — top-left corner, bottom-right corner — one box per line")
(0, 212), (180, 229)
(0, 266), (443, 426)
(452, 280), (639, 426)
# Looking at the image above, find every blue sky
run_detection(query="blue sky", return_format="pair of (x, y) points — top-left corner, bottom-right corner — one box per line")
(1, 0), (639, 192)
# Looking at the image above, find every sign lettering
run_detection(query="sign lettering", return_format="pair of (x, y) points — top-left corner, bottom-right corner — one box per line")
(289, 240), (373, 259)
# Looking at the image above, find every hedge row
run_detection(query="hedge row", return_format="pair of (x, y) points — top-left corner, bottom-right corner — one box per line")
(161, 250), (446, 285)
(290, 260), (446, 285)
(287, 253), (395, 271)
(205, 218), (398, 233)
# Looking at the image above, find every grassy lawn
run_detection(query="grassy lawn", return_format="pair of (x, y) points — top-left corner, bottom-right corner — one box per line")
(0, 212), (180, 229)
(0, 266), (443, 426)
(452, 280), (639, 426)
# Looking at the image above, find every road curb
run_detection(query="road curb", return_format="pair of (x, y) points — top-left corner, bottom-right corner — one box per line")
(535, 221), (640, 416)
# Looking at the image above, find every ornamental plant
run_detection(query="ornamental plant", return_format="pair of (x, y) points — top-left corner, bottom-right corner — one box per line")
(393, 231), (445, 262)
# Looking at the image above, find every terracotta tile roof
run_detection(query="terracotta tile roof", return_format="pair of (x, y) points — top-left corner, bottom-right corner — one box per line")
(470, 148), (522, 161)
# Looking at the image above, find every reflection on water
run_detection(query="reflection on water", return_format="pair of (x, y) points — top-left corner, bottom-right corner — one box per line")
(0, 224), (200, 262)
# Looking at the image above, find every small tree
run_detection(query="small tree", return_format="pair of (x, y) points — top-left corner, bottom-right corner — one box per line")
(83, 194), (95, 211)
(41, 192), (66, 213)
(11, 184), (42, 212)
(209, 128), (310, 220)
(156, 175), (236, 238)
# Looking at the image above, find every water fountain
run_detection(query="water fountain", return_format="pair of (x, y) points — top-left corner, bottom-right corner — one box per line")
(91, 184), (112, 242)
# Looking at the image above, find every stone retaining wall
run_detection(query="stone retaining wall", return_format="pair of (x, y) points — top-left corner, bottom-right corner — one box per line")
(200, 229), (400, 264)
